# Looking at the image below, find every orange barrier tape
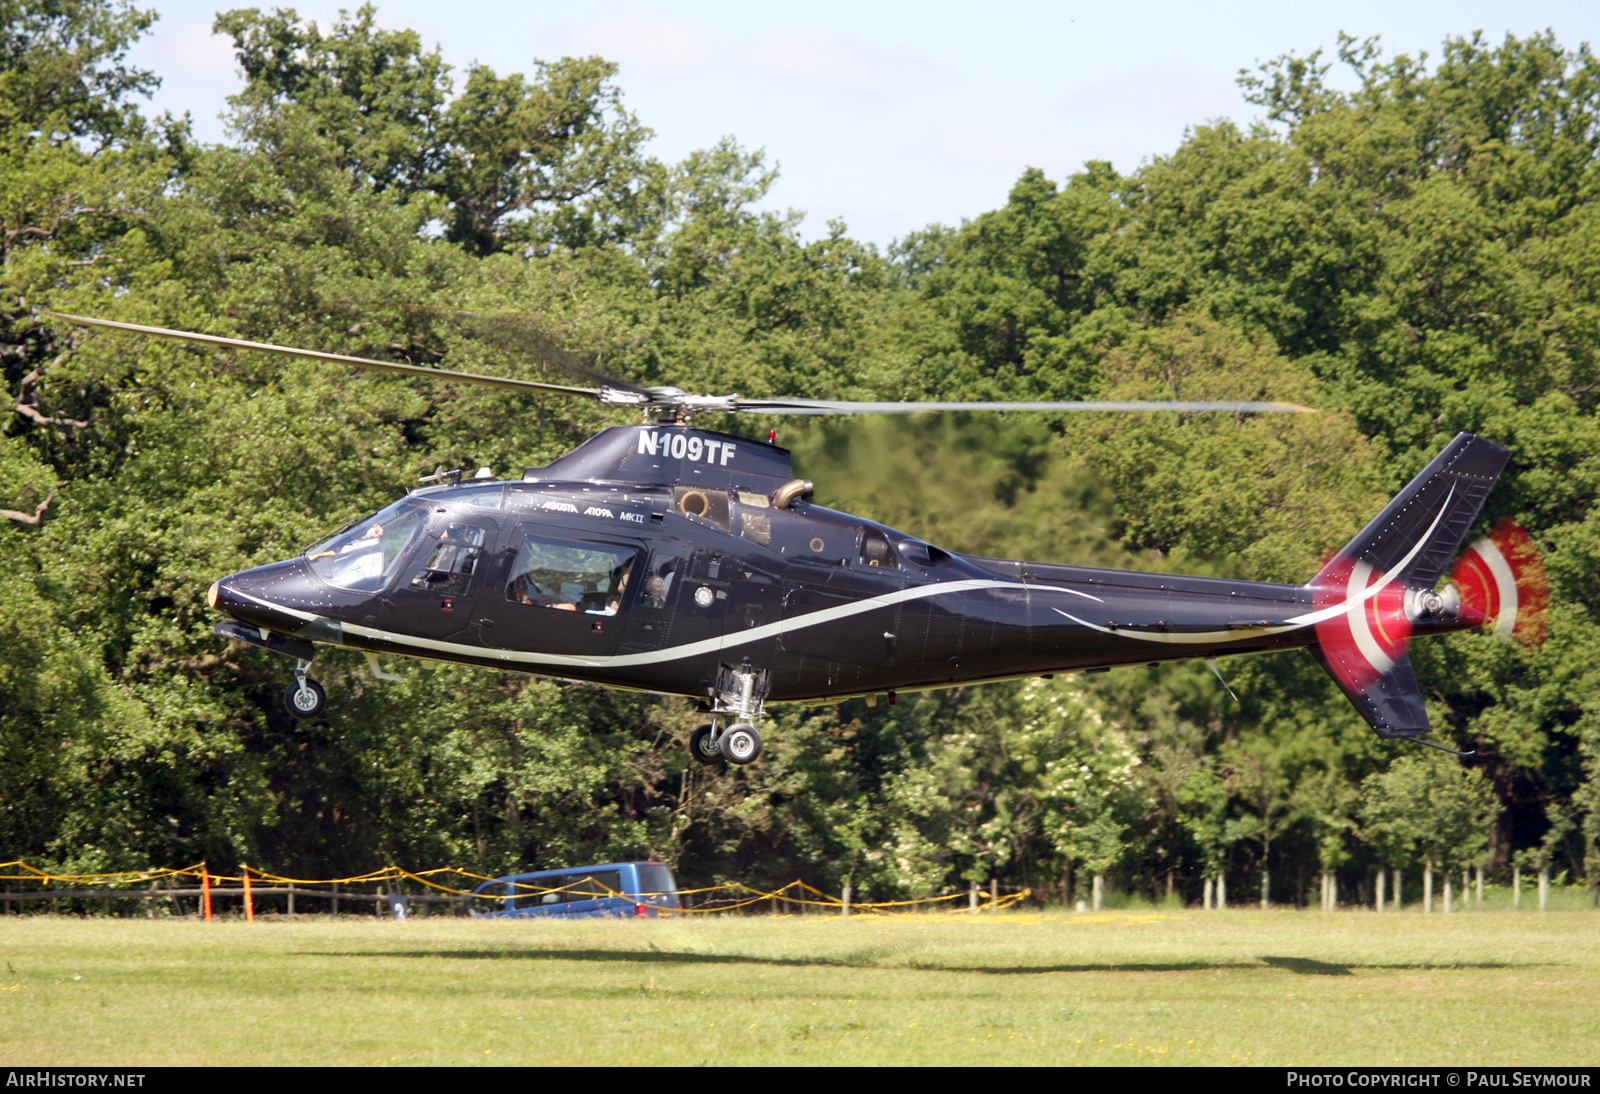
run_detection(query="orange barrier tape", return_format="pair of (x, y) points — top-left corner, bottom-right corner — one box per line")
(0, 860), (1033, 913)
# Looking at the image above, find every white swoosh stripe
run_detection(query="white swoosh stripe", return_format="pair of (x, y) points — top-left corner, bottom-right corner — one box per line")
(230, 587), (318, 623)
(1050, 485), (1458, 648)
(1282, 484), (1455, 627)
(1050, 607), (1304, 644)
(338, 577), (1100, 669)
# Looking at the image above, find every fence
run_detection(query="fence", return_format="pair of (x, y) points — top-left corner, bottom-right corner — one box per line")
(0, 862), (1032, 919)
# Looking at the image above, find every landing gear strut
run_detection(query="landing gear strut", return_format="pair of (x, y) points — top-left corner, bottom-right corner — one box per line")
(284, 659), (325, 719)
(687, 664), (769, 766)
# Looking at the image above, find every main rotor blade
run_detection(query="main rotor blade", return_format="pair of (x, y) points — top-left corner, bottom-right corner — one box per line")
(48, 313), (603, 399)
(402, 304), (656, 396)
(731, 398), (1316, 415)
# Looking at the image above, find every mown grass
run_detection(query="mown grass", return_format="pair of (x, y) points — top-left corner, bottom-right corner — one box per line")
(1, 908), (1596, 1066)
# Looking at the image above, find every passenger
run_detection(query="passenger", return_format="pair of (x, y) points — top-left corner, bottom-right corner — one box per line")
(642, 574), (666, 609)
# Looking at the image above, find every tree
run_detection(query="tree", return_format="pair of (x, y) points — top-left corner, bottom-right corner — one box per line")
(0, 0), (159, 144)
(215, 4), (655, 254)
(1228, 748), (1294, 908)
(1031, 680), (1150, 909)
(1362, 756), (1494, 912)
(214, 4), (448, 191)
(1177, 763), (1248, 909)
(1294, 767), (1360, 910)
(436, 58), (653, 256)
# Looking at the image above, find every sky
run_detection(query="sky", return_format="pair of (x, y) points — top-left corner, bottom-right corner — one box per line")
(126, 0), (1600, 248)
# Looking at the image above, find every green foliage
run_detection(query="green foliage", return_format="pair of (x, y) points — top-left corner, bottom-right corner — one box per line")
(215, 3), (449, 191)
(0, 0), (158, 143)
(1361, 755), (1495, 870)
(216, 4), (654, 255)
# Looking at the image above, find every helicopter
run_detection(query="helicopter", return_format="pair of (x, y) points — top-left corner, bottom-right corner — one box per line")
(53, 313), (1547, 764)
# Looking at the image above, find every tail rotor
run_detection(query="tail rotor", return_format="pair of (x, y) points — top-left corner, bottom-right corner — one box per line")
(1447, 520), (1549, 648)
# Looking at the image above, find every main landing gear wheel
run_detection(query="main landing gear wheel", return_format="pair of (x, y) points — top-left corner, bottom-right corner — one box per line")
(284, 677), (326, 719)
(719, 723), (762, 765)
(689, 724), (723, 765)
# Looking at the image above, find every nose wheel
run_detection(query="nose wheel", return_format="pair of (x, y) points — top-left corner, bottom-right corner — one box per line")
(284, 661), (326, 719)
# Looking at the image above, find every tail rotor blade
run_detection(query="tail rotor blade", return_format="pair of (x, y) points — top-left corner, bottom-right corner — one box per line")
(1448, 521), (1549, 647)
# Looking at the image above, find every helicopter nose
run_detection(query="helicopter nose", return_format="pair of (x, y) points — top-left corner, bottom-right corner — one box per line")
(207, 559), (338, 635)
(208, 572), (300, 634)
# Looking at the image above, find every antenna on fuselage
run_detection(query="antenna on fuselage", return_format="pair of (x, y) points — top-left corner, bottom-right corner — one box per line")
(1204, 658), (1239, 703)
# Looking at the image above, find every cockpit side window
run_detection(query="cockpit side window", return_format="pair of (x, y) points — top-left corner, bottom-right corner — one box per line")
(305, 502), (428, 592)
(408, 523), (488, 595)
(505, 536), (639, 615)
(638, 550), (681, 610)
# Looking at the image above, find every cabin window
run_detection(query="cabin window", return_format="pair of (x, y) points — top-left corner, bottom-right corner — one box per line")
(505, 536), (638, 615)
(514, 870), (623, 909)
(458, 485), (504, 510)
(408, 524), (488, 595)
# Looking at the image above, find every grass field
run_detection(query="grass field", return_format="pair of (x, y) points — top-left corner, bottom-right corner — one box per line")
(2, 909), (1597, 1067)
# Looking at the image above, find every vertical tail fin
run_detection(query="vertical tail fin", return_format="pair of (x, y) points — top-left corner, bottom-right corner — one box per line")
(1306, 433), (1510, 739)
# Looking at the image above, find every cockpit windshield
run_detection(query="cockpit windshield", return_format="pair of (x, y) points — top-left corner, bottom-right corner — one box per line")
(305, 501), (427, 592)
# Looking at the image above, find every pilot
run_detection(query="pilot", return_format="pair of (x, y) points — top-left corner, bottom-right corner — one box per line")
(508, 574), (534, 604)
(325, 521), (387, 584)
(590, 561), (633, 615)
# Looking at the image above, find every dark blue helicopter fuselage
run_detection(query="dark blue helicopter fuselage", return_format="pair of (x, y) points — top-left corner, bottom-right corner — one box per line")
(208, 424), (1493, 728)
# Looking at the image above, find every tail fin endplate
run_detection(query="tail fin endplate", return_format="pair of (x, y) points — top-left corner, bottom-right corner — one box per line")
(1307, 434), (1510, 739)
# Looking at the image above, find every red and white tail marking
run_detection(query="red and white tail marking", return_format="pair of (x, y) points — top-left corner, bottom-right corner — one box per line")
(1448, 521), (1549, 647)
(1311, 554), (1413, 691)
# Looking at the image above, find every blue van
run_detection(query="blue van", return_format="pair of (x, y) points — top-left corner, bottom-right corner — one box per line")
(471, 861), (681, 919)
